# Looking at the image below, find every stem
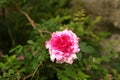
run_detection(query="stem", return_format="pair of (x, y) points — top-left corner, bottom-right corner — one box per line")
(23, 62), (42, 80)
(7, 26), (15, 47)
(14, 2), (51, 36)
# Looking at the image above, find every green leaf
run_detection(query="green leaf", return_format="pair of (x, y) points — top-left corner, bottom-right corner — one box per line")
(65, 68), (76, 77)
(9, 45), (23, 53)
(88, 56), (94, 63)
(8, 69), (14, 75)
(80, 42), (87, 47)
(61, 77), (69, 80)
(101, 56), (110, 62)
(76, 23), (84, 36)
(77, 52), (82, 61)
(81, 46), (95, 54)
(27, 40), (34, 44)
(3, 72), (8, 77)
(95, 58), (102, 64)
(31, 62), (38, 70)
(77, 71), (89, 79)
(92, 64), (99, 70)
(83, 59), (88, 65)
(0, 63), (4, 68)
(24, 52), (32, 59)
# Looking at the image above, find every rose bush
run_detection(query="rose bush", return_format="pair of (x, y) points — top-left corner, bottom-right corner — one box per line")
(1, 0), (120, 79)
(46, 29), (80, 64)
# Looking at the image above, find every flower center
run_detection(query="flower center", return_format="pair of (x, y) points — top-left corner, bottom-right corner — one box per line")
(51, 34), (73, 52)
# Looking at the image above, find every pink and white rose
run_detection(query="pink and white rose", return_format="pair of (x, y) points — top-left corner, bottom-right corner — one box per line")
(46, 29), (80, 64)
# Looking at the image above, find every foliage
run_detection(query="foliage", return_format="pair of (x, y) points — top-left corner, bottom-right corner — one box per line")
(0, 0), (120, 80)
(0, 0), (69, 53)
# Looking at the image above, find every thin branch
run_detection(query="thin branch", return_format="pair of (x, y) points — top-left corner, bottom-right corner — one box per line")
(31, 62), (42, 80)
(15, 2), (36, 29)
(23, 74), (33, 80)
(14, 2), (51, 36)
(7, 26), (15, 47)
(23, 62), (42, 80)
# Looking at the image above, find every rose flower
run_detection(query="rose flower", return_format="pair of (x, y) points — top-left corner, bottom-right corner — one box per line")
(46, 29), (80, 64)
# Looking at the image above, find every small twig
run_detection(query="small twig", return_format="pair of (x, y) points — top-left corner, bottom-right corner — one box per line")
(15, 2), (36, 29)
(38, 29), (51, 34)
(23, 62), (42, 80)
(14, 2), (51, 36)
(23, 74), (33, 80)
(31, 62), (42, 80)
(32, 51), (38, 56)
(7, 26), (15, 47)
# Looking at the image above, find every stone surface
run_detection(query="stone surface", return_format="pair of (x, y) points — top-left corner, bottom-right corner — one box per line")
(81, 0), (120, 29)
